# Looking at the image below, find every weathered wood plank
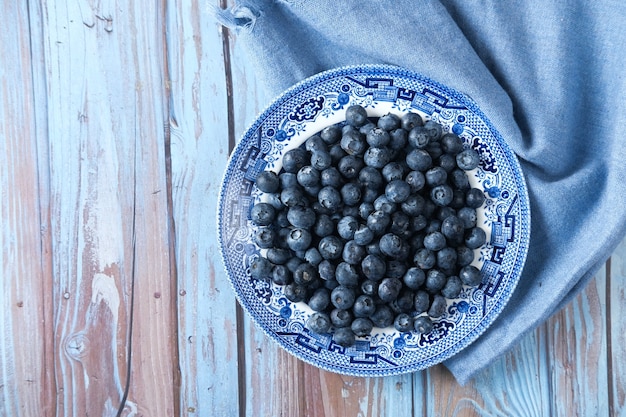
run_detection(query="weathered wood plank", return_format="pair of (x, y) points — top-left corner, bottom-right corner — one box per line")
(40, 1), (175, 415)
(166, 0), (241, 414)
(0, 2), (54, 415)
(609, 236), (626, 416)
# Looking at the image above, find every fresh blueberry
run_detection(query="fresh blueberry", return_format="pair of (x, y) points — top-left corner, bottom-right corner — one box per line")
(296, 165), (320, 188)
(293, 262), (318, 286)
(425, 218), (441, 234)
(331, 285), (356, 310)
(403, 267), (426, 290)
(414, 290), (430, 314)
(333, 327), (356, 347)
(320, 167), (343, 188)
(386, 260), (408, 279)
(388, 128), (408, 150)
(313, 214), (335, 237)
(361, 254), (386, 281)
(390, 289), (415, 313)
(406, 149), (432, 171)
(441, 215), (465, 245)
(430, 184), (454, 207)
(373, 195), (397, 215)
(437, 154), (457, 172)
(335, 262), (360, 287)
(284, 282), (308, 302)
(465, 188), (486, 208)
(410, 215), (428, 233)
(379, 233), (408, 259)
(394, 313), (414, 332)
(366, 127), (391, 147)
(450, 169), (470, 190)
(414, 315), (434, 334)
(401, 194), (425, 217)
(401, 112), (423, 130)
(330, 308), (353, 328)
(358, 166), (384, 190)
(428, 294), (447, 318)
(308, 288), (331, 311)
(310, 151), (332, 170)
(465, 227), (487, 249)
(286, 228), (312, 251)
(307, 311), (331, 334)
(378, 113), (401, 131)
(441, 133), (464, 155)
(342, 240), (366, 265)
(423, 120), (443, 141)
(338, 155), (364, 179)
(271, 264), (292, 285)
(345, 105), (369, 127)
(337, 215), (358, 240)
(378, 277), (403, 303)
(423, 231), (446, 251)
(425, 166), (448, 187)
(362, 187), (380, 203)
(318, 186), (342, 212)
(255, 170), (280, 193)
(340, 130), (367, 156)
(456, 245), (475, 267)
(366, 210), (391, 235)
(426, 142), (443, 159)
(249, 256), (273, 281)
(328, 143), (348, 164)
(437, 206), (457, 222)
(363, 147), (392, 169)
(408, 126), (430, 149)
(318, 259), (336, 281)
(266, 247), (292, 265)
(385, 179), (411, 203)
(279, 172), (298, 189)
(390, 211), (411, 237)
(441, 275), (463, 299)
(252, 227), (275, 248)
(425, 269), (447, 294)
(360, 279), (379, 296)
(250, 203), (276, 226)
(304, 247), (323, 266)
(318, 235), (344, 260)
(414, 248), (436, 270)
(353, 224), (375, 246)
(353, 294), (376, 318)
(351, 318), (374, 337)
(359, 121), (377, 135)
(459, 265), (482, 286)
(287, 205), (316, 228)
(370, 305), (395, 328)
(340, 182), (362, 206)
(282, 147), (309, 173)
(437, 247), (458, 271)
(305, 134), (327, 153)
(456, 148), (480, 170)
(358, 202), (375, 220)
(275, 210), (290, 228)
(457, 207), (477, 229)
(382, 162), (405, 182)
(280, 186), (307, 207)
(320, 124), (342, 144)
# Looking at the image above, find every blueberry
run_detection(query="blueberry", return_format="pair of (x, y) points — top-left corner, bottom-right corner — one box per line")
(284, 283), (307, 302)
(340, 130), (367, 156)
(379, 233), (408, 259)
(318, 235), (344, 260)
(275, 210), (290, 228)
(437, 154), (457, 172)
(437, 206), (457, 222)
(287, 205), (316, 228)
(414, 248), (436, 269)
(342, 240), (366, 265)
(335, 262), (360, 287)
(394, 313), (414, 332)
(280, 186), (307, 207)
(430, 184), (454, 207)
(403, 267), (426, 290)
(441, 215), (465, 245)
(456, 148), (480, 170)
(459, 265), (482, 286)
(457, 207), (477, 229)
(388, 128), (408, 150)
(282, 147), (309, 173)
(385, 179), (411, 203)
(410, 215), (428, 233)
(333, 327), (356, 347)
(362, 187), (380, 203)
(321, 124), (342, 144)
(304, 247), (323, 266)
(450, 189), (467, 209)
(310, 151), (332, 170)
(308, 288), (331, 311)
(414, 315), (434, 334)
(408, 126), (430, 149)
(307, 311), (331, 334)
(305, 134), (328, 153)
(423, 120), (443, 141)
(249, 256), (273, 281)
(378, 113), (401, 131)
(366, 127), (391, 147)
(318, 259), (336, 281)
(252, 227), (275, 248)
(405, 171), (426, 193)
(401, 194), (425, 217)
(330, 308), (353, 328)
(382, 162), (405, 182)
(425, 166), (448, 187)
(366, 210), (391, 235)
(329, 143), (348, 164)
(358, 202), (375, 220)
(266, 247), (292, 265)
(406, 149), (432, 171)
(441, 275), (463, 298)
(353, 224), (374, 246)
(337, 215), (358, 240)
(428, 294), (447, 318)
(286, 228), (312, 251)
(360, 279), (379, 296)
(414, 290), (430, 314)
(320, 167), (343, 188)
(256, 170), (280, 193)
(437, 247), (458, 271)
(450, 169), (470, 190)
(294, 262), (318, 286)
(390, 211), (411, 236)
(318, 186), (342, 212)
(423, 231), (446, 251)
(279, 172), (298, 189)
(370, 304), (395, 328)
(378, 277), (403, 303)
(425, 269), (447, 294)
(297, 165), (320, 188)
(250, 202), (276, 226)
(331, 285), (356, 309)
(456, 246), (474, 267)
(386, 260), (408, 279)
(426, 142), (443, 159)
(340, 182), (362, 206)
(313, 214), (335, 237)
(465, 188), (486, 209)
(285, 257), (302, 273)
(351, 294), (375, 318)
(390, 289), (414, 313)
(465, 227), (487, 249)
(363, 147), (392, 169)
(358, 166), (384, 190)
(361, 254), (386, 281)
(401, 112), (423, 130)
(441, 133), (464, 155)
(373, 195), (397, 215)
(425, 218), (441, 234)
(351, 317), (374, 337)
(359, 121), (377, 135)
(338, 155), (364, 179)
(271, 264), (292, 285)
(345, 105), (369, 127)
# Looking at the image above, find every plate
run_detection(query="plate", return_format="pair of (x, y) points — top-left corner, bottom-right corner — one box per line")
(217, 64), (530, 376)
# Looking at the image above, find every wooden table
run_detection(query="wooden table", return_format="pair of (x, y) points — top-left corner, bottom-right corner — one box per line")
(3, 2), (625, 416)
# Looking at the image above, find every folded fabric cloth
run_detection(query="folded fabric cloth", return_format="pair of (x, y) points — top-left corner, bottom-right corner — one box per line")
(213, 0), (626, 384)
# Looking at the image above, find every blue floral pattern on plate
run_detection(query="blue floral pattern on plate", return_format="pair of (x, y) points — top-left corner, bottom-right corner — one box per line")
(217, 65), (531, 377)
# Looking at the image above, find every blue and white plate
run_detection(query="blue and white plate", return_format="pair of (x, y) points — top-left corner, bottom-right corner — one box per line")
(217, 65), (530, 377)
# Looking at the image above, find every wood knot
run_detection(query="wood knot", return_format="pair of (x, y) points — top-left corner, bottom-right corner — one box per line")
(65, 333), (89, 360)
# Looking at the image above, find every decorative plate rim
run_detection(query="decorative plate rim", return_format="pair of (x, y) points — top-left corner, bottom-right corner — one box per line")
(217, 64), (531, 377)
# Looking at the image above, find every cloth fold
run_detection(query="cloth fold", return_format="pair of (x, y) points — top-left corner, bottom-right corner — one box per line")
(213, 0), (626, 384)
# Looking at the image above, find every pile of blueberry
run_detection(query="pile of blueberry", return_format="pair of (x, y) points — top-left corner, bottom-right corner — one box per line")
(248, 105), (487, 347)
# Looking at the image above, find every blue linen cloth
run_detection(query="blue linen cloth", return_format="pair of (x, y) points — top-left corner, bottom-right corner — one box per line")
(213, 0), (626, 384)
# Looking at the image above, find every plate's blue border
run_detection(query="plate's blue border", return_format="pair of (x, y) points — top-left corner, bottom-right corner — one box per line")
(217, 64), (531, 377)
